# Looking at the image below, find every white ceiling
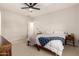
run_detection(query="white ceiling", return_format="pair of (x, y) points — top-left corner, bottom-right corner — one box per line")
(0, 3), (77, 17)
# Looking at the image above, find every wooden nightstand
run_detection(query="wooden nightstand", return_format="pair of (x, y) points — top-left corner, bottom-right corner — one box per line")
(65, 33), (75, 46)
(0, 36), (12, 56)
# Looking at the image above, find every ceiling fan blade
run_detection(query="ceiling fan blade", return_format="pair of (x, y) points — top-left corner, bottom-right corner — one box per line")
(32, 3), (37, 6)
(21, 7), (29, 9)
(32, 7), (40, 10)
(24, 3), (29, 7)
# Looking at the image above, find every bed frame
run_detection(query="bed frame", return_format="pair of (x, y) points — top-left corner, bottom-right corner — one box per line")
(27, 41), (59, 56)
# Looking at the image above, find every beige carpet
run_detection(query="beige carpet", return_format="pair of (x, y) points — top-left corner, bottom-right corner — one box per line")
(12, 41), (79, 56)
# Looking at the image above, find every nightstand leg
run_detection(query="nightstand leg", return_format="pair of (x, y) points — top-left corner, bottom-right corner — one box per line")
(27, 41), (30, 46)
(73, 41), (75, 46)
(65, 40), (67, 45)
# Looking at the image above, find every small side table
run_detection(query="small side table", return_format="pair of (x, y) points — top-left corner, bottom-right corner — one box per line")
(65, 33), (75, 46)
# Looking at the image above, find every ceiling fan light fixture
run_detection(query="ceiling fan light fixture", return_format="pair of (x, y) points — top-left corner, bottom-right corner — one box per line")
(29, 8), (33, 12)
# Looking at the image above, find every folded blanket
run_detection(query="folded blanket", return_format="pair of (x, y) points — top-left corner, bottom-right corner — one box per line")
(44, 40), (64, 56)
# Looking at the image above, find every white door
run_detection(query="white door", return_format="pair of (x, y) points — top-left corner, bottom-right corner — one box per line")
(28, 22), (34, 40)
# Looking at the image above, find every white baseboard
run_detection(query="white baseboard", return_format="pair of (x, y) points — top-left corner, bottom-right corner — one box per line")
(12, 38), (27, 45)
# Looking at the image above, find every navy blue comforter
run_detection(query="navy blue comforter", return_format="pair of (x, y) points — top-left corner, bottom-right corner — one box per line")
(38, 37), (65, 46)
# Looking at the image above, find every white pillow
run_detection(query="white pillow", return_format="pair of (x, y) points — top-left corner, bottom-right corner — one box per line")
(53, 31), (66, 39)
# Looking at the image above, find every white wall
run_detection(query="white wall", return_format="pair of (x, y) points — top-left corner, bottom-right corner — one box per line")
(0, 11), (1, 35)
(1, 10), (29, 43)
(34, 5), (79, 41)
(0, 11), (1, 45)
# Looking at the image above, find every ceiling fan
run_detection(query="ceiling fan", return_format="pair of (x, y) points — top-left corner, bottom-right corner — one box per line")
(21, 3), (40, 12)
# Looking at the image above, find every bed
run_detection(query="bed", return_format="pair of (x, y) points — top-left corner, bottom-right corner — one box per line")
(27, 32), (66, 56)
